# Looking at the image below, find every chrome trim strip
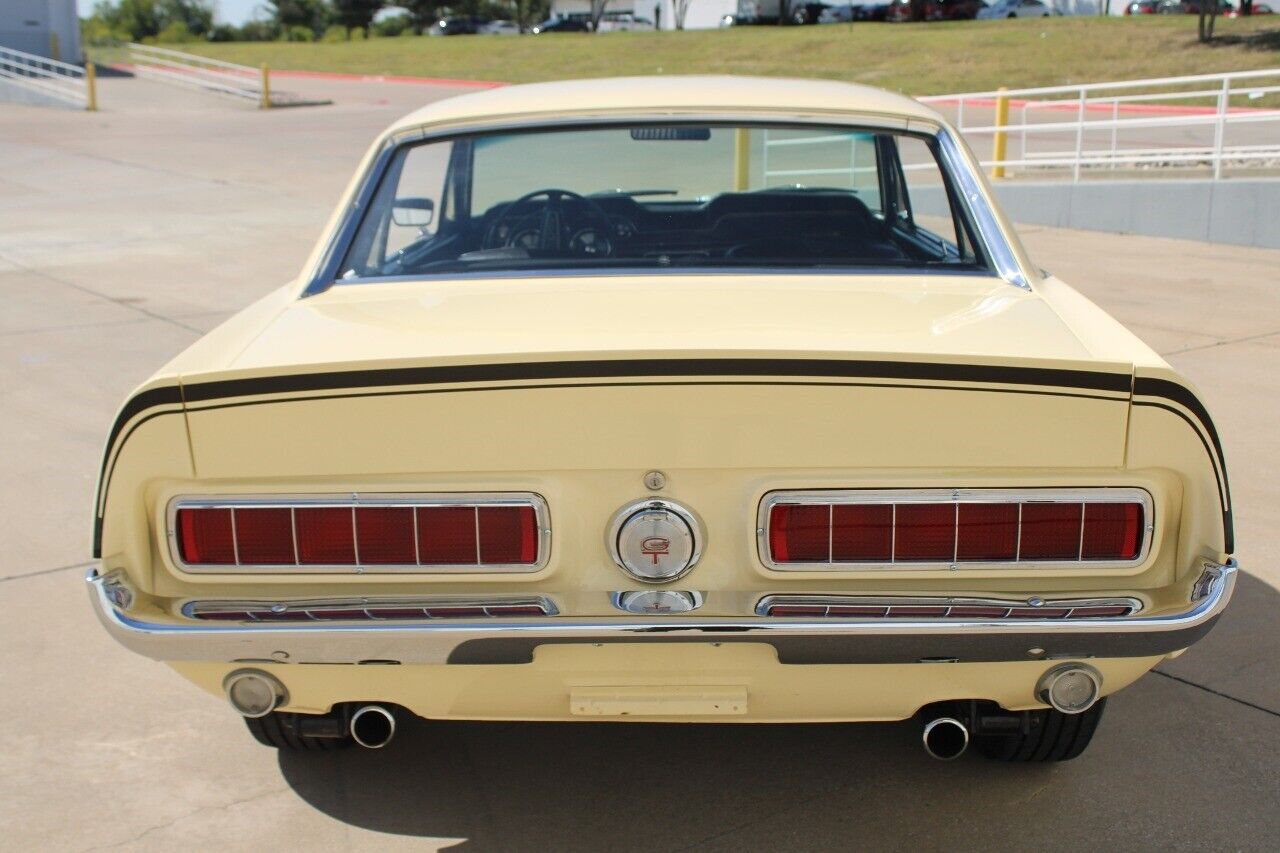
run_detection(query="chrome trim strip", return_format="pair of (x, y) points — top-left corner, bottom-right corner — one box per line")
(166, 492), (551, 575)
(183, 595), (560, 620)
(86, 560), (1236, 666)
(757, 488), (1154, 572)
(935, 127), (1032, 290)
(754, 594), (1143, 618)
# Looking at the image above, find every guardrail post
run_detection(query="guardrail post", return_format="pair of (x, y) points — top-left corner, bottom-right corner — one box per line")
(991, 87), (1009, 179)
(85, 62), (97, 112)
(1110, 99), (1119, 170)
(734, 128), (749, 191)
(1212, 77), (1229, 180)
(1073, 90), (1085, 183)
(50, 32), (60, 62)
(260, 63), (270, 110)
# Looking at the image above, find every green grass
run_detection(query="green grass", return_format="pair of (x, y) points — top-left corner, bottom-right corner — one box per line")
(103, 18), (1280, 96)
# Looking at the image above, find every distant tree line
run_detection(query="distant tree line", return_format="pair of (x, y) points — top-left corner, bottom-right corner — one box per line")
(82, 1), (552, 44)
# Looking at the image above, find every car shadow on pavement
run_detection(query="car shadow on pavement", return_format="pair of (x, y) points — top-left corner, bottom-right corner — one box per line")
(276, 571), (1276, 852)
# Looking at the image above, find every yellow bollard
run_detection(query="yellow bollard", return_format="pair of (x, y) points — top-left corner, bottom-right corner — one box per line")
(733, 127), (750, 191)
(991, 86), (1009, 180)
(260, 63), (270, 110)
(86, 62), (97, 112)
(50, 32), (60, 62)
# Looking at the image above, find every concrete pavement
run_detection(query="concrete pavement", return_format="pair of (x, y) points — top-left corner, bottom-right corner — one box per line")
(1, 77), (1277, 852)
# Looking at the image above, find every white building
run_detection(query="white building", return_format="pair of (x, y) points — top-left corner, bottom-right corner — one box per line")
(0, 0), (81, 61)
(549, 0), (738, 30)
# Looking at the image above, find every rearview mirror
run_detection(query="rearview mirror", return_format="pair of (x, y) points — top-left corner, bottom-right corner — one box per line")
(392, 197), (434, 227)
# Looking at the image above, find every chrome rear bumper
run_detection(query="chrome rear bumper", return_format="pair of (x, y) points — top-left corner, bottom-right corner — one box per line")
(86, 560), (1236, 667)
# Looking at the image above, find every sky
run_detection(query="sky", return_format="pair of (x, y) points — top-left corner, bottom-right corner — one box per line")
(77, 1), (265, 26)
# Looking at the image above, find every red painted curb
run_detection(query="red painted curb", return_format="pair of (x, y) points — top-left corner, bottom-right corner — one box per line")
(266, 68), (506, 88)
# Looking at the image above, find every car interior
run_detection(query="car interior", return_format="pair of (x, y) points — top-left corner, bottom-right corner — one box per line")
(339, 125), (989, 280)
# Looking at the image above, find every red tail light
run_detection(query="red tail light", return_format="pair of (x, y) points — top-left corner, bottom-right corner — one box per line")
(172, 495), (546, 571)
(764, 490), (1149, 567)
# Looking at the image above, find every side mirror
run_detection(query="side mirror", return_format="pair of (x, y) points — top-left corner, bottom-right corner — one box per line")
(392, 197), (434, 227)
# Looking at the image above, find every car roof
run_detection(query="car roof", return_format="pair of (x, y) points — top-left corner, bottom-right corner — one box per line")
(387, 75), (943, 135)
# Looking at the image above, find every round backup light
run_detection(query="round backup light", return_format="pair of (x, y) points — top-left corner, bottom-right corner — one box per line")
(1037, 663), (1102, 714)
(223, 669), (287, 718)
(608, 499), (703, 583)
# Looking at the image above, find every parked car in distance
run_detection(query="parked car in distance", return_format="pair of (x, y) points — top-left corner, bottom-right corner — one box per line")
(478, 19), (520, 34)
(432, 16), (491, 35)
(87, 75), (1238, 764)
(1124, 0), (1160, 12)
(728, 0), (833, 24)
(531, 15), (593, 32)
(819, 0), (893, 20)
(977, 0), (1053, 16)
(1223, 1), (1273, 14)
(596, 12), (657, 30)
(933, 0), (987, 18)
(886, 0), (986, 19)
(852, 0), (894, 18)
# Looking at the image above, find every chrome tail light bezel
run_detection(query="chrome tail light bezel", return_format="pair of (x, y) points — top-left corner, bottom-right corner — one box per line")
(757, 487), (1155, 572)
(165, 492), (550, 574)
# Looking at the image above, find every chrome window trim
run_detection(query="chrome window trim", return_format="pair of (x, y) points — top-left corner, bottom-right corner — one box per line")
(757, 487), (1155, 572)
(166, 492), (551, 575)
(935, 127), (1032, 290)
(754, 594), (1144, 618)
(304, 117), (1005, 296)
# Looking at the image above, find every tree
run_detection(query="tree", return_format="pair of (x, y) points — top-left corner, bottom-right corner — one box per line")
(1197, 0), (1219, 42)
(91, 0), (214, 41)
(399, 0), (446, 33)
(673, 0), (694, 28)
(266, 0), (333, 37)
(590, 0), (612, 30)
(511, 0), (551, 31)
(332, 0), (386, 33)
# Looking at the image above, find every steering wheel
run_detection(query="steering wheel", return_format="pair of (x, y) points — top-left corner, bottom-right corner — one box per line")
(483, 188), (616, 255)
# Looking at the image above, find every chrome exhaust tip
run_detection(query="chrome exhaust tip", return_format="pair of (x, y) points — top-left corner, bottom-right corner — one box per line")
(922, 717), (969, 760)
(349, 705), (396, 749)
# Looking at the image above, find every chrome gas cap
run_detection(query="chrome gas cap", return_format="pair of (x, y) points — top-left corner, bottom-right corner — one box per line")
(608, 499), (703, 583)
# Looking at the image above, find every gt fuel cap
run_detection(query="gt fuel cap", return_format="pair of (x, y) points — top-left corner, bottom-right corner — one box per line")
(608, 499), (703, 583)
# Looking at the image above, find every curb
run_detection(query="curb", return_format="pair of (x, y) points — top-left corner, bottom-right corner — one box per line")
(266, 68), (506, 89)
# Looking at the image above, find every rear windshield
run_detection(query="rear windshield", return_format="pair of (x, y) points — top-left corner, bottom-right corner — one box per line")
(338, 123), (989, 280)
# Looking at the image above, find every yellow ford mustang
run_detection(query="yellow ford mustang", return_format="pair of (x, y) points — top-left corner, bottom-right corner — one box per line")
(88, 77), (1236, 761)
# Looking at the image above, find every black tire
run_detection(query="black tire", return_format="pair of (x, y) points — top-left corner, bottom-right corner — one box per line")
(975, 699), (1106, 762)
(244, 712), (352, 751)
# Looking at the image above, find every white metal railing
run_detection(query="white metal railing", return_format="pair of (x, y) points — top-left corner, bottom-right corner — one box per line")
(0, 45), (90, 108)
(918, 68), (1280, 181)
(123, 43), (322, 108)
(125, 42), (264, 103)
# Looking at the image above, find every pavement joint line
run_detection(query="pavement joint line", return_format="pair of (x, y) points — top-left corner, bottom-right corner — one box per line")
(1161, 328), (1280, 357)
(0, 251), (206, 336)
(0, 316), (154, 338)
(0, 561), (94, 584)
(1153, 669), (1280, 719)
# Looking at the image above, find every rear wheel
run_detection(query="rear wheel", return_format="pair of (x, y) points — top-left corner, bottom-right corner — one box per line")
(244, 711), (352, 751)
(975, 699), (1107, 762)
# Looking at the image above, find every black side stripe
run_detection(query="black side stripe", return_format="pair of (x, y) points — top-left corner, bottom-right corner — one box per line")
(1132, 376), (1234, 554)
(97, 360), (1230, 558)
(179, 358), (1135, 404)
